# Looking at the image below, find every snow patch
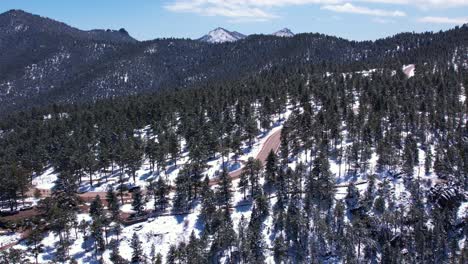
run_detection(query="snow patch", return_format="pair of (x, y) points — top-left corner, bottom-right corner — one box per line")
(402, 64), (415, 78)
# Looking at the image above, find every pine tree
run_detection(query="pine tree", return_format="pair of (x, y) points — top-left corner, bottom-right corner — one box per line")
(173, 169), (191, 213)
(155, 253), (162, 264)
(247, 206), (265, 263)
(424, 147), (433, 175)
(186, 231), (206, 263)
(109, 239), (127, 264)
(200, 176), (217, 234)
(131, 188), (144, 216)
(238, 171), (249, 200)
(124, 138), (144, 183)
(130, 233), (143, 263)
(106, 187), (121, 223)
(154, 176), (169, 213)
(91, 217), (105, 255)
(345, 182), (360, 210)
(264, 150), (278, 195)
(373, 196), (386, 215)
(242, 157), (262, 198)
(237, 215), (249, 263)
(0, 248), (30, 264)
(273, 233), (287, 263)
(166, 245), (177, 264)
(215, 167), (232, 212)
(245, 116), (259, 148)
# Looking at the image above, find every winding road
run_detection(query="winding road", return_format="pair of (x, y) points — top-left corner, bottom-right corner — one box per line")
(33, 128), (283, 202)
(209, 128), (282, 185)
(1, 129), (283, 251)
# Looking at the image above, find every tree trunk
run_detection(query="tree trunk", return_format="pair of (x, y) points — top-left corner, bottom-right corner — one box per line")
(89, 171), (93, 187)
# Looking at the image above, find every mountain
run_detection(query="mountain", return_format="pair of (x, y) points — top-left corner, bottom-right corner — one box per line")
(198, 27), (246, 43)
(272, 28), (294, 37)
(0, 9), (136, 43)
(0, 39), (466, 263)
(0, 10), (467, 264)
(0, 10), (467, 114)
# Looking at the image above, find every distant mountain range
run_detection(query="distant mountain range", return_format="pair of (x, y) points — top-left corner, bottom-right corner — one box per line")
(272, 28), (295, 38)
(0, 9), (467, 114)
(199, 28), (246, 43)
(199, 27), (295, 43)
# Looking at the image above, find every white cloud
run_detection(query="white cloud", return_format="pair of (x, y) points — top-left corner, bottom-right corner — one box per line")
(418, 16), (468, 24)
(165, 0), (467, 22)
(321, 3), (406, 17)
(358, 0), (468, 8)
(372, 17), (396, 24)
(165, 0), (279, 20)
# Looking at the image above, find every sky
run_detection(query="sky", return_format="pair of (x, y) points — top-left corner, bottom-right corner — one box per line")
(1, 0), (468, 41)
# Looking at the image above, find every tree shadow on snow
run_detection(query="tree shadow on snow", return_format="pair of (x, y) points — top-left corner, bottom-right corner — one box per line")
(166, 165), (178, 175)
(235, 201), (252, 212)
(139, 171), (154, 181)
(173, 214), (186, 224)
(242, 146), (252, 155)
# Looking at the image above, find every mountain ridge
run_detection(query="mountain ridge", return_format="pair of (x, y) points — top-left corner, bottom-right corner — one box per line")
(272, 28), (294, 37)
(199, 27), (246, 43)
(0, 9), (136, 43)
(0, 9), (467, 114)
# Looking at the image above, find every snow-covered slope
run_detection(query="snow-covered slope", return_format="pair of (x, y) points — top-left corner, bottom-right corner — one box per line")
(199, 27), (246, 43)
(403, 64), (415, 78)
(272, 28), (294, 37)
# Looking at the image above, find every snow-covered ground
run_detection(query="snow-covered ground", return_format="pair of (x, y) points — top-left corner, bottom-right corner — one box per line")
(403, 64), (415, 78)
(32, 109), (291, 195)
(7, 106), (293, 263)
(32, 167), (57, 190)
(0, 232), (20, 248)
(6, 100), (466, 263)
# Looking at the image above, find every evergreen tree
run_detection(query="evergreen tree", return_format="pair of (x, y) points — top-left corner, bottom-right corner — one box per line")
(273, 233), (287, 263)
(130, 233), (143, 263)
(109, 239), (128, 264)
(215, 167), (232, 211)
(131, 188), (144, 216)
(238, 171), (249, 200)
(106, 187), (121, 223)
(264, 150), (278, 192)
(173, 168), (191, 213)
(154, 176), (169, 213)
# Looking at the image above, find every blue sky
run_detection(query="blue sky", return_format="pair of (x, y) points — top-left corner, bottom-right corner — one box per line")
(1, 0), (467, 41)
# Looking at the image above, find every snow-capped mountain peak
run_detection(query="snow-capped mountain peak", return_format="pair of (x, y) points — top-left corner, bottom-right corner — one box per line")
(272, 28), (294, 37)
(199, 27), (246, 43)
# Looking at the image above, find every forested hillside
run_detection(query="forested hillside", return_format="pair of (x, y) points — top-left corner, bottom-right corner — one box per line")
(0, 50), (467, 263)
(1, 10), (467, 114)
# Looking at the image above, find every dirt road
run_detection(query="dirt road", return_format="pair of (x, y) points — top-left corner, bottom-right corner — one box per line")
(0, 129), (283, 251)
(32, 128), (283, 200)
(210, 128), (282, 185)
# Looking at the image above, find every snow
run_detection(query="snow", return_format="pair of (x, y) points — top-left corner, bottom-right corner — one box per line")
(458, 202), (467, 219)
(357, 68), (378, 77)
(33, 106), (292, 195)
(17, 104), (294, 263)
(452, 48), (459, 72)
(32, 167), (57, 190)
(402, 64), (415, 78)
(145, 47), (157, 54)
(14, 24), (28, 32)
(10, 98), (466, 263)
(272, 28), (294, 38)
(0, 232), (21, 248)
(14, 214), (93, 263)
(200, 28), (245, 43)
(461, 85), (466, 104)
